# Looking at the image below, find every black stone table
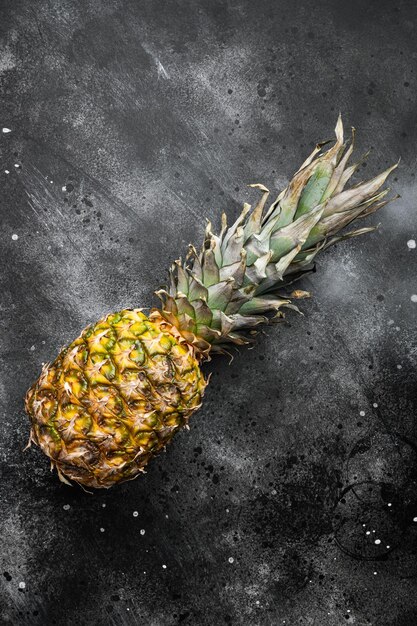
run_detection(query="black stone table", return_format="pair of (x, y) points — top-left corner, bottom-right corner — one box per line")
(1, 1), (417, 624)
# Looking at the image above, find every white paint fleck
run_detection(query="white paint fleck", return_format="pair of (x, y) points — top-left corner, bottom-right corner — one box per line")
(100, 527), (105, 532)
(4, 170), (9, 174)
(140, 529), (145, 535)
(228, 557), (234, 564)
(11, 234), (18, 240)
(413, 517), (417, 522)
(14, 163), (19, 168)
(373, 403), (378, 408)
(102, 503), (106, 508)
(374, 539), (381, 545)
(359, 410), (365, 417)
(411, 295), (417, 303)
(62, 185), (67, 192)
(63, 504), (70, 511)
(366, 531), (371, 535)
(373, 571), (377, 575)
(162, 564), (167, 569)
(30, 345), (35, 351)
(388, 503), (392, 507)
(407, 239), (416, 249)
(2, 127), (11, 133)
(133, 511), (138, 517)
(397, 364), (402, 370)
(18, 581), (25, 589)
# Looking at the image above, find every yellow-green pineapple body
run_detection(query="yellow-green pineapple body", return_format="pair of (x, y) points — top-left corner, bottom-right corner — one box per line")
(25, 309), (205, 488)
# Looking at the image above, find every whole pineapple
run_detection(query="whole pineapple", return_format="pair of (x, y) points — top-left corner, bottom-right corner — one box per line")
(25, 117), (397, 488)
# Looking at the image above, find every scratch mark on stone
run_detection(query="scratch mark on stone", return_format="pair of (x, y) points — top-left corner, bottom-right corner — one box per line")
(157, 60), (170, 80)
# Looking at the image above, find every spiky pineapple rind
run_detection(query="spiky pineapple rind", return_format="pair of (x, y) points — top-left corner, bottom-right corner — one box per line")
(25, 309), (205, 488)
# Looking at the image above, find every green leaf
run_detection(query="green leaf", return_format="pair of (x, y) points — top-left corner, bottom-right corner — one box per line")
(295, 163), (333, 218)
(207, 280), (235, 311)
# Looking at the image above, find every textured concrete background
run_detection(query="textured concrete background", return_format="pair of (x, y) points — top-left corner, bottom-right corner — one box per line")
(1, 1), (417, 624)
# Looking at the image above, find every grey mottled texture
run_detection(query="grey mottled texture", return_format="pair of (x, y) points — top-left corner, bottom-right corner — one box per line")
(1, 1), (417, 624)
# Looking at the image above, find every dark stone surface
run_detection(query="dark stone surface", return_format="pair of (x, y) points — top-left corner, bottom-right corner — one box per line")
(1, 1), (417, 624)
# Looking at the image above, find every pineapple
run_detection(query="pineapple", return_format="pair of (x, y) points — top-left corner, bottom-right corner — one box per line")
(25, 117), (397, 489)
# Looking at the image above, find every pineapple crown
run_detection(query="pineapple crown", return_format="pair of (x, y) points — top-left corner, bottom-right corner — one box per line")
(154, 116), (398, 358)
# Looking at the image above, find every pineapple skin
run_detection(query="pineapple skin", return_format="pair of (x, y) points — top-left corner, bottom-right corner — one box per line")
(25, 309), (206, 488)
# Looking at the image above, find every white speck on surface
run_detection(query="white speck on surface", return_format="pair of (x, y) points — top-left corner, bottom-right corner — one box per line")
(387, 545), (390, 549)
(133, 511), (138, 517)
(162, 564), (167, 569)
(100, 528), (105, 533)
(62, 185), (67, 192)
(411, 295), (417, 303)
(2, 127), (11, 133)
(373, 402), (378, 408)
(397, 364), (402, 369)
(359, 410), (365, 417)
(30, 345), (35, 351)
(388, 503), (392, 507)
(407, 239), (416, 249)
(413, 517), (417, 522)
(228, 557), (234, 564)
(140, 529), (145, 535)
(271, 489), (277, 495)
(366, 531), (371, 535)
(14, 163), (19, 168)
(102, 503), (106, 508)
(375, 539), (381, 545)
(395, 326), (400, 331)
(5, 169), (9, 174)
(11, 234), (18, 240)
(18, 581), (25, 589)
(373, 571), (377, 575)
(63, 504), (70, 511)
